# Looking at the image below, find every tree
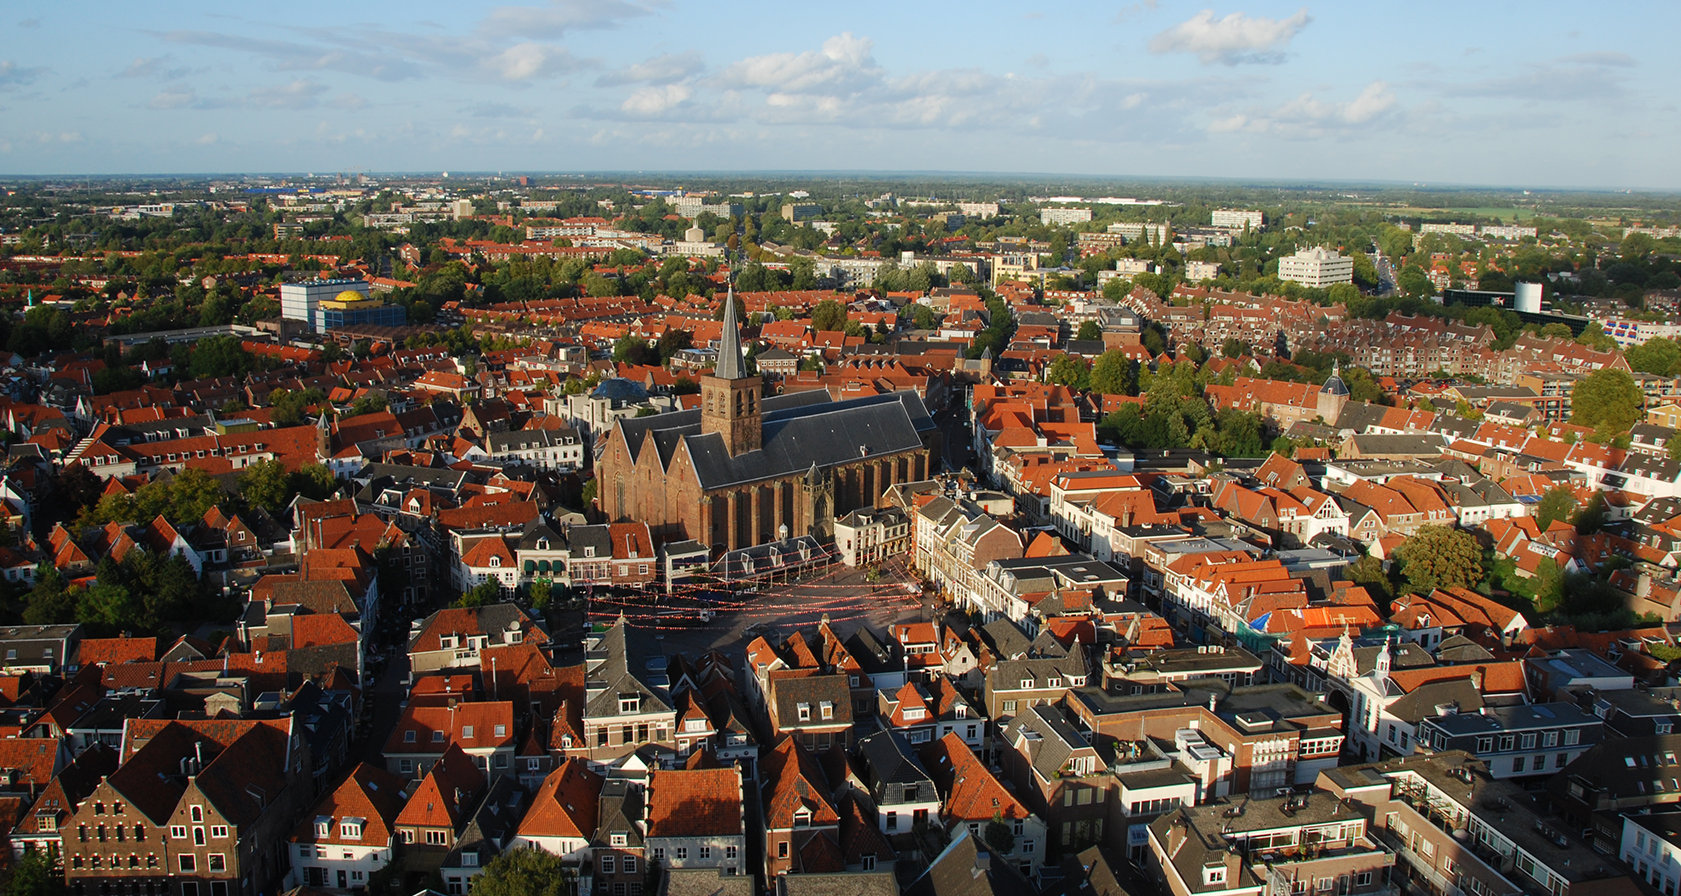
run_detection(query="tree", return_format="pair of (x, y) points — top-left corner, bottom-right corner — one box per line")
(468, 845), (575, 896)
(911, 304), (940, 330)
(1046, 355), (1090, 390)
(239, 459), (294, 513)
(76, 582), (140, 636)
(1571, 368), (1642, 433)
(1534, 486), (1578, 532)
(529, 578), (554, 611)
(1089, 350), (1137, 396)
(1221, 337), (1245, 359)
(189, 335), (255, 379)
(1076, 320), (1103, 341)
(348, 393), (388, 417)
(1398, 265), (1433, 297)
(984, 819), (1016, 856)
(7, 846), (67, 896)
(455, 580), (502, 608)
(1394, 526), (1484, 595)
(811, 299), (848, 332)
(58, 463), (103, 514)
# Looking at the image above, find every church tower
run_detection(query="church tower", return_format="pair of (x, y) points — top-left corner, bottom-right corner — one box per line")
(701, 289), (762, 456)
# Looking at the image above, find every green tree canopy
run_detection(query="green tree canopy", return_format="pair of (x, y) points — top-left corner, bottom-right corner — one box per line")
(811, 299), (848, 332)
(1571, 368), (1642, 433)
(467, 843), (575, 896)
(1076, 320), (1103, 341)
(1089, 350), (1137, 396)
(1534, 486), (1579, 532)
(1394, 526), (1485, 595)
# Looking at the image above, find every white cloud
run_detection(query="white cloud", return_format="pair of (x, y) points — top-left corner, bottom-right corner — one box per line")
(1211, 80), (1396, 137)
(117, 56), (193, 80)
(465, 102), (537, 118)
(596, 51), (704, 87)
(478, 0), (655, 39)
(248, 79), (330, 109)
(484, 43), (582, 80)
(720, 33), (882, 95)
(1149, 8), (1311, 65)
(0, 61), (46, 90)
(149, 86), (198, 109)
(197, 133), (218, 145)
(622, 83), (693, 115)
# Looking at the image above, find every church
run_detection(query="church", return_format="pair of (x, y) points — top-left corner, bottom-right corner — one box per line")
(596, 294), (940, 554)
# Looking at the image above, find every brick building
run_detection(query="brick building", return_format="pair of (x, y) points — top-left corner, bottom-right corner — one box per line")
(596, 292), (938, 553)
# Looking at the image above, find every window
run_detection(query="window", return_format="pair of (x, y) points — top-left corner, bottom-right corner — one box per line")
(623, 857), (637, 874)
(797, 703), (811, 722)
(1476, 736), (1493, 753)
(1521, 733), (1537, 750)
(432, 731), (446, 743)
(699, 847), (710, 860)
(820, 702), (834, 720)
(494, 724), (507, 737)
(1499, 735), (1515, 751)
(405, 730), (417, 743)
(778, 842), (789, 858)
(1356, 872), (1373, 887)
(862, 855), (876, 871)
(620, 695), (640, 713)
(179, 855), (196, 873)
(1565, 729), (1581, 745)
(676, 847), (688, 860)
(401, 759), (414, 774)
(190, 806), (203, 823)
(1513, 756), (1525, 773)
(653, 848), (666, 860)
(1002, 700), (1017, 714)
(725, 846), (737, 859)
(1204, 866), (1227, 886)
(170, 826), (187, 840)
(426, 830), (449, 845)
(207, 854), (226, 873)
(211, 825), (227, 839)
(341, 822), (361, 839)
(611, 833), (627, 847)
(1543, 730), (1559, 747)
(600, 856), (616, 875)
(887, 812), (899, 831)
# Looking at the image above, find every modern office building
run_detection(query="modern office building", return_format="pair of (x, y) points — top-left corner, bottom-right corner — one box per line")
(1211, 209), (1264, 229)
(1277, 247), (1354, 287)
(281, 279), (373, 331)
(315, 290), (407, 332)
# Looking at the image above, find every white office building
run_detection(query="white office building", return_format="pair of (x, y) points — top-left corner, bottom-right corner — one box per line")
(1211, 209), (1264, 230)
(1277, 247), (1354, 288)
(280, 279), (370, 326)
(1040, 207), (1093, 226)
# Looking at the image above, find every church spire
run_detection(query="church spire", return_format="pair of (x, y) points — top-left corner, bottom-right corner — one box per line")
(714, 286), (748, 380)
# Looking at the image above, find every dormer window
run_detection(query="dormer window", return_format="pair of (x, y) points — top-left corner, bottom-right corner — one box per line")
(340, 820), (362, 840)
(1203, 865), (1227, 886)
(793, 809), (811, 828)
(584, 547), (596, 558)
(820, 702), (833, 720)
(610, 833), (627, 847)
(620, 695), (640, 714)
(488, 556), (501, 568)
(536, 538), (549, 550)
(314, 817), (331, 838)
(797, 703), (811, 722)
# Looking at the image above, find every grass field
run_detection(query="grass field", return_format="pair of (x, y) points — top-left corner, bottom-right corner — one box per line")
(1384, 206), (1536, 222)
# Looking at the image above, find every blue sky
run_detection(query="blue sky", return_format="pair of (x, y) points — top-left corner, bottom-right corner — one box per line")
(1, 1), (1677, 187)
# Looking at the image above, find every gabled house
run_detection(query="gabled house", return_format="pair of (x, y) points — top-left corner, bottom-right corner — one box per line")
(285, 763), (407, 892)
(646, 766), (747, 878)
